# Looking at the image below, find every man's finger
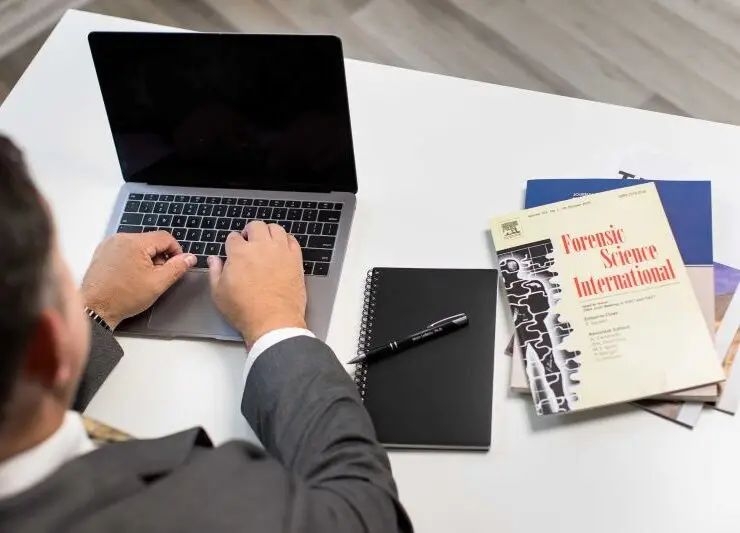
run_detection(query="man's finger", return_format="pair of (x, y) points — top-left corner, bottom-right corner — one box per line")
(245, 220), (270, 242)
(268, 223), (288, 241)
(225, 231), (247, 256)
(143, 231), (183, 258)
(287, 233), (301, 252)
(156, 253), (196, 290)
(207, 255), (223, 290)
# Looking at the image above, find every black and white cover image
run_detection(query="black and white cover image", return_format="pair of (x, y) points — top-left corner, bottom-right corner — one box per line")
(498, 239), (581, 415)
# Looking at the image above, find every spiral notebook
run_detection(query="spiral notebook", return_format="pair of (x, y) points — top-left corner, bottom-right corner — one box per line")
(354, 267), (498, 450)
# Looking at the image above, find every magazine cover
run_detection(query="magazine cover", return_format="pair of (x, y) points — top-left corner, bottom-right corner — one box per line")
(715, 263), (740, 414)
(509, 178), (717, 404)
(490, 183), (724, 415)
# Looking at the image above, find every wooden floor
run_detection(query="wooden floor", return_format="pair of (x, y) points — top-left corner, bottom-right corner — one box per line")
(3, 0), (740, 126)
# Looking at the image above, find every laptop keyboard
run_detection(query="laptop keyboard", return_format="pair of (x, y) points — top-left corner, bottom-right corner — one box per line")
(117, 193), (343, 276)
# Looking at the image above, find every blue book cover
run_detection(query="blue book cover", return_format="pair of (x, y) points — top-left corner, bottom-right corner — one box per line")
(524, 179), (712, 266)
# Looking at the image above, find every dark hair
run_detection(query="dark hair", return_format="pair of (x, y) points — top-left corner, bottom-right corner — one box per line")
(0, 134), (53, 425)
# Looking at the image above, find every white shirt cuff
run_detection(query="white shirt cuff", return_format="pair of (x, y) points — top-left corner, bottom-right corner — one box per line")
(242, 327), (315, 381)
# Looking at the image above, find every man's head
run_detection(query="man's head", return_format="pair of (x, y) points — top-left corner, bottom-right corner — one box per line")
(0, 134), (89, 438)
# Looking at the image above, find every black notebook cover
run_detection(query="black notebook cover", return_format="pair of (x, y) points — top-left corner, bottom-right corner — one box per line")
(354, 268), (498, 450)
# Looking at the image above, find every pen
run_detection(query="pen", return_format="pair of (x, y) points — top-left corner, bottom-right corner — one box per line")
(348, 313), (469, 365)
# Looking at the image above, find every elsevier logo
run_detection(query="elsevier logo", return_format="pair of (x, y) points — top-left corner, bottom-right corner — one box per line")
(501, 219), (521, 239)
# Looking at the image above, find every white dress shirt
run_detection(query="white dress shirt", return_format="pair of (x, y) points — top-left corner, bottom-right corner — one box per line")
(0, 328), (313, 500)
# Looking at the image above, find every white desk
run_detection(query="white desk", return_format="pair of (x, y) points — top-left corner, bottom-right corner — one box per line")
(2, 10), (740, 533)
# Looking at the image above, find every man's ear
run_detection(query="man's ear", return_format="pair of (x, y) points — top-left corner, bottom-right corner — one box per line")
(21, 309), (69, 390)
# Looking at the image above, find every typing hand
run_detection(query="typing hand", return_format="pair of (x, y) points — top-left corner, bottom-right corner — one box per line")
(81, 231), (196, 328)
(208, 221), (307, 345)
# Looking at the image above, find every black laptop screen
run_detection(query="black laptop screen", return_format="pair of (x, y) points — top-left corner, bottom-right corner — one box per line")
(88, 32), (358, 193)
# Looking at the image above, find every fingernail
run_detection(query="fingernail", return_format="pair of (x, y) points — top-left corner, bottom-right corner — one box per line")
(184, 254), (197, 267)
(207, 256), (214, 266)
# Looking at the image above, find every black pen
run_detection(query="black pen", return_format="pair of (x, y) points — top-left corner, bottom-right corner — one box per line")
(348, 313), (469, 365)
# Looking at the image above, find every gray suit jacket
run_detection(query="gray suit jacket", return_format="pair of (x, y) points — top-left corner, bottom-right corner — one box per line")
(0, 322), (413, 532)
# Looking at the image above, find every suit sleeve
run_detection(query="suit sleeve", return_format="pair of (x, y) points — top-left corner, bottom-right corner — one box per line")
(72, 320), (124, 412)
(242, 336), (413, 533)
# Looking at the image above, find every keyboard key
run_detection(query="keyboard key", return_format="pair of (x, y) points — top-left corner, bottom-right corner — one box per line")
(186, 216), (202, 228)
(205, 242), (221, 255)
(303, 261), (314, 275)
(211, 205), (226, 217)
(301, 201), (317, 208)
(190, 242), (205, 255)
(207, 197), (221, 204)
(216, 231), (229, 242)
(216, 218), (231, 230)
(175, 195), (190, 203)
(322, 223), (338, 236)
(318, 202), (333, 210)
(201, 217), (217, 229)
(295, 234), (308, 247)
(172, 228), (186, 240)
(143, 226), (158, 232)
(186, 229), (202, 241)
(273, 207), (287, 220)
(227, 205), (242, 218)
(154, 202), (168, 214)
(287, 209), (302, 221)
(222, 197), (236, 205)
(168, 203), (183, 214)
(144, 193), (159, 201)
(157, 227), (172, 234)
(128, 193), (143, 200)
(269, 200), (285, 207)
(237, 198), (252, 205)
(139, 201), (154, 213)
(231, 219), (246, 231)
(124, 200), (140, 212)
(277, 220), (292, 232)
(120, 213), (143, 225)
(160, 195), (174, 202)
(157, 215), (172, 226)
(180, 242), (191, 253)
(197, 204), (213, 216)
(318, 210), (341, 223)
(118, 225), (142, 233)
(308, 235), (336, 249)
(303, 248), (332, 262)
(292, 221), (307, 234)
(143, 214), (158, 226)
(334, 203), (344, 211)
(265, 220), (277, 225)
(172, 216), (187, 227)
(302, 209), (318, 221)
(201, 230), (216, 242)
(254, 199), (269, 206)
(195, 255), (209, 268)
(184, 203), (198, 215)
(286, 200), (301, 208)
(307, 222), (322, 235)
(313, 262), (330, 276)
(257, 207), (273, 219)
(243, 206), (256, 218)
(191, 196), (206, 204)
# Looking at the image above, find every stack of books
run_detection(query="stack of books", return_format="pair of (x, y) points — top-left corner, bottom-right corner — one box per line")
(490, 178), (740, 427)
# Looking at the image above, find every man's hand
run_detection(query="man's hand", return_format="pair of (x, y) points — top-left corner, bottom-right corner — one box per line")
(81, 231), (197, 329)
(208, 221), (307, 345)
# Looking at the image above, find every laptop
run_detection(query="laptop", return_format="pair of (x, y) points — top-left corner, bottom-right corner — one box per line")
(88, 32), (357, 342)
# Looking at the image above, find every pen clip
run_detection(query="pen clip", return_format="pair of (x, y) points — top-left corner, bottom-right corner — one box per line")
(426, 313), (467, 328)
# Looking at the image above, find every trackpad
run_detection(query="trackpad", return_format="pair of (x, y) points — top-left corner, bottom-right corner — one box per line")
(148, 271), (240, 340)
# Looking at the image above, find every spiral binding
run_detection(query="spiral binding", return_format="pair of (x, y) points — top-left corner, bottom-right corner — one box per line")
(354, 268), (380, 401)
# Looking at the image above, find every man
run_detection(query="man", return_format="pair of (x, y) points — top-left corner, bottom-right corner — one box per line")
(0, 134), (412, 532)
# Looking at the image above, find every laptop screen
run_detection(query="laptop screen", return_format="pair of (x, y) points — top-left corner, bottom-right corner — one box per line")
(88, 32), (358, 193)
